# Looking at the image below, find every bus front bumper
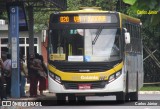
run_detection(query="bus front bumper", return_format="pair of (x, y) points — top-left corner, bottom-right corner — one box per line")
(48, 74), (125, 94)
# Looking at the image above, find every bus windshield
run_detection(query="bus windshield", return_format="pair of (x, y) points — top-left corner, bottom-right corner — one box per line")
(50, 28), (120, 62)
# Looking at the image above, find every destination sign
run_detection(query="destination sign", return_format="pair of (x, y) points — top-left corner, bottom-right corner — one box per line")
(60, 15), (110, 23)
(57, 14), (118, 24)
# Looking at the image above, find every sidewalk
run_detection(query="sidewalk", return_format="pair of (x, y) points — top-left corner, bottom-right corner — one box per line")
(7, 90), (56, 101)
(139, 91), (160, 94)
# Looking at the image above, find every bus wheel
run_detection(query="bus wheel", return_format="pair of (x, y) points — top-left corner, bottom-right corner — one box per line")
(77, 96), (86, 103)
(130, 82), (138, 102)
(116, 92), (125, 103)
(56, 94), (66, 104)
(125, 93), (130, 102)
(68, 94), (76, 104)
(130, 92), (138, 101)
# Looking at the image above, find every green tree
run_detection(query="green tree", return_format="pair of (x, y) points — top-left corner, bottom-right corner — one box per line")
(34, 11), (52, 32)
(123, 0), (160, 51)
(67, 0), (118, 11)
(123, 0), (160, 26)
(67, 0), (82, 10)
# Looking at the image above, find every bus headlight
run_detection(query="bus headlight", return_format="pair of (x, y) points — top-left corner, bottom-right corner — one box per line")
(49, 72), (62, 84)
(116, 71), (121, 77)
(55, 75), (61, 84)
(108, 71), (121, 83)
(49, 72), (55, 78)
(109, 75), (115, 83)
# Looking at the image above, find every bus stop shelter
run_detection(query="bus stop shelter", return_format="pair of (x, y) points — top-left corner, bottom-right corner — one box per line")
(0, 0), (67, 98)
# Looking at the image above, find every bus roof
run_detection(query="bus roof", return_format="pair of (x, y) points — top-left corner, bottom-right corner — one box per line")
(119, 13), (141, 24)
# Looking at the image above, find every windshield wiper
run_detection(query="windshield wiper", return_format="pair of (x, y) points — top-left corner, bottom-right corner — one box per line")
(92, 26), (103, 45)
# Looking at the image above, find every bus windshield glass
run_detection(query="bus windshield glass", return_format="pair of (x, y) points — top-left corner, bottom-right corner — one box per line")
(50, 28), (120, 62)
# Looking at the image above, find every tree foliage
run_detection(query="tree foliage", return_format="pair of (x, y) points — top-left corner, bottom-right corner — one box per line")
(123, 0), (160, 50)
(123, 0), (160, 26)
(67, 0), (118, 11)
(33, 11), (52, 32)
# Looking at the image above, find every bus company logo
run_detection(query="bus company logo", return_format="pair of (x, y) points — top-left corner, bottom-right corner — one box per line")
(2, 101), (11, 106)
(71, 75), (99, 80)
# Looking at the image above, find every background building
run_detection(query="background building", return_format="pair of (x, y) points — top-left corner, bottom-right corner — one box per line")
(0, 19), (47, 63)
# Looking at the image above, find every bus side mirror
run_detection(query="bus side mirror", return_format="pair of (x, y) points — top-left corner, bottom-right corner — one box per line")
(125, 32), (130, 44)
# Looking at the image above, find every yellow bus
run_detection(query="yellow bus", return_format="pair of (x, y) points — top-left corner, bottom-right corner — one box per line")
(48, 7), (143, 103)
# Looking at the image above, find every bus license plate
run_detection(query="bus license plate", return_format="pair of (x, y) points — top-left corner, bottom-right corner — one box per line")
(78, 84), (91, 90)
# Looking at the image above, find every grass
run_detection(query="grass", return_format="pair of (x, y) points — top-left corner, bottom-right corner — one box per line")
(140, 85), (160, 91)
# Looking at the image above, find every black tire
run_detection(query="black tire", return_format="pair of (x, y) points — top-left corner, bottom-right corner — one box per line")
(125, 93), (130, 102)
(116, 92), (125, 103)
(77, 96), (86, 103)
(56, 94), (66, 104)
(130, 92), (138, 101)
(68, 94), (76, 104)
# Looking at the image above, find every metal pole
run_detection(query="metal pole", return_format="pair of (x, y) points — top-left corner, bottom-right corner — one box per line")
(10, 6), (20, 98)
(28, 6), (34, 55)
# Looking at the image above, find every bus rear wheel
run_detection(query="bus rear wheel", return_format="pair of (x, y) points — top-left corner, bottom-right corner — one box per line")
(116, 92), (125, 103)
(125, 93), (130, 102)
(130, 91), (138, 101)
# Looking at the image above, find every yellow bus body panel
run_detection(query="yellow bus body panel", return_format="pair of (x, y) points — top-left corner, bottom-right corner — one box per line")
(48, 61), (123, 81)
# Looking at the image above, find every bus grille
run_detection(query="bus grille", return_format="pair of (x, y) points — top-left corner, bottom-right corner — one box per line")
(63, 81), (107, 89)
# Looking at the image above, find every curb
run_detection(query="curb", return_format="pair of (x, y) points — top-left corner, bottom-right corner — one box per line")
(139, 91), (160, 94)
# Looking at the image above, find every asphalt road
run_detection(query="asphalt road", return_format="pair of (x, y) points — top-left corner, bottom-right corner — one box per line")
(1, 94), (159, 109)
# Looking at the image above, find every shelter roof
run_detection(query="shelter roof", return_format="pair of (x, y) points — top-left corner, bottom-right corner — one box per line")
(0, 0), (67, 13)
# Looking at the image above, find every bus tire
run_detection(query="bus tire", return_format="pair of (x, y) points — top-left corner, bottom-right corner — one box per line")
(116, 92), (125, 103)
(125, 93), (130, 102)
(68, 94), (76, 104)
(56, 94), (66, 104)
(130, 91), (138, 101)
(77, 96), (86, 103)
